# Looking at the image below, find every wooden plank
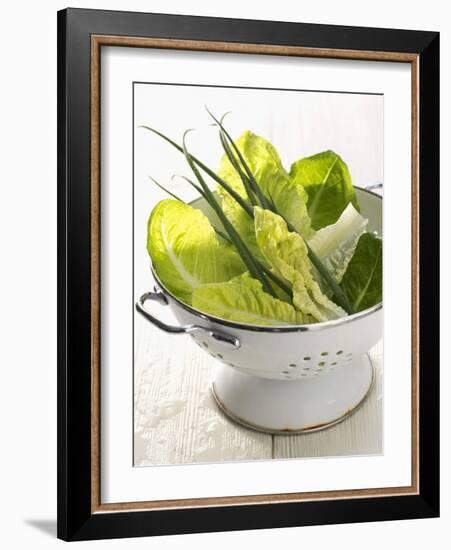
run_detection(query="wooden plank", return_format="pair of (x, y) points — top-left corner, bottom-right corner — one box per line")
(273, 341), (383, 459)
(134, 315), (272, 466)
(135, 318), (382, 465)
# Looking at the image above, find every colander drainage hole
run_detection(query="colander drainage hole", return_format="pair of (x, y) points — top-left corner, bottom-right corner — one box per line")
(302, 356), (311, 362)
(320, 351), (329, 356)
(336, 350), (343, 355)
(288, 364), (297, 368)
(217, 353), (223, 359)
(202, 341), (209, 348)
(318, 361), (326, 367)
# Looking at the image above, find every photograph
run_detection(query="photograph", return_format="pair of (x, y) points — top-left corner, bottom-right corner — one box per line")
(53, 7), (439, 541)
(133, 83), (384, 466)
(1, 0), (445, 546)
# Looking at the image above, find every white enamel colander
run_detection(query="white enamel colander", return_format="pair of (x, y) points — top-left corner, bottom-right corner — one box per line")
(136, 185), (382, 434)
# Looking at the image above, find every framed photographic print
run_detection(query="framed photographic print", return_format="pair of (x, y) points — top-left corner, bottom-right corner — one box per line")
(57, 8), (439, 541)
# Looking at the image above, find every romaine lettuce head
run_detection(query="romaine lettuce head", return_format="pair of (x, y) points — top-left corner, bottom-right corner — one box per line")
(254, 207), (347, 322)
(192, 272), (312, 326)
(290, 150), (359, 230)
(217, 131), (313, 241)
(308, 203), (368, 284)
(340, 232), (383, 312)
(147, 199), (245, 304)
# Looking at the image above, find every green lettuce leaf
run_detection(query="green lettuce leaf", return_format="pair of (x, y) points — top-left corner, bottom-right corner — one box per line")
(147, 199), (245, 303)
(217, 131), (313, 241)
(220, 196), (262, 260)
(192, 272), (311, 326)
(254, 207), (347, 322)
(340, 232), (383, 312)
(308, 203), (368, 284)
(290, 150), (359, 230)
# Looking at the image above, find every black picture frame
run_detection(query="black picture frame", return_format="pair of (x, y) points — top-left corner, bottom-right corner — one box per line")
(57, 7), (439, 541)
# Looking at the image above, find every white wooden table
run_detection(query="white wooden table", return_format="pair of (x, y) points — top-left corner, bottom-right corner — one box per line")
(134, 315), (382, 466)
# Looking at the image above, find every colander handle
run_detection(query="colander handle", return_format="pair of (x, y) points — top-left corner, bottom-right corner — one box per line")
(135, 291), (241, 350)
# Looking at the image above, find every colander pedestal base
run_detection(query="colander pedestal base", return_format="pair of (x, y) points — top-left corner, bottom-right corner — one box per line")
(211, 354), (374, 434)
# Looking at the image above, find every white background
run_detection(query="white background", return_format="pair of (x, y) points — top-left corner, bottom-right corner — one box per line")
(102, 47), (412, 503)
(0, 0), (448, 548)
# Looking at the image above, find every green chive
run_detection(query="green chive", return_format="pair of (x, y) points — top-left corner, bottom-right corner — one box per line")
(219, 131), (258, 206)
(140, 125), (254, 219)
(171, 174), (207, 200)
(205, 108), (272, 210)
(181, 131), (276, 297)
(148, 176), (184, 203)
